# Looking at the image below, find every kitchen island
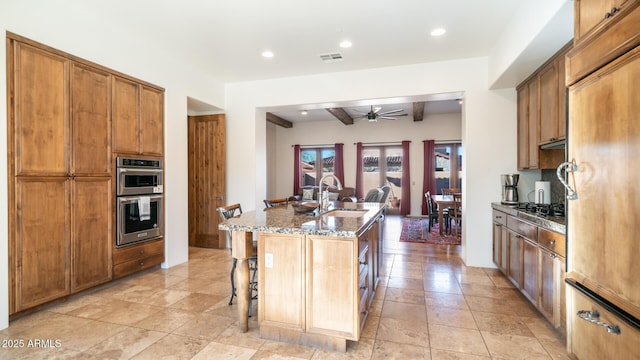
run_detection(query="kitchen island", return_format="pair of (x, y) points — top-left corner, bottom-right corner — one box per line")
(219, 201), (385, 351)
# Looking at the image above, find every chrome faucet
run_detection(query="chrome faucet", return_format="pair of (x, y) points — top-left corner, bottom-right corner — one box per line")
(317, 174), (342, 214)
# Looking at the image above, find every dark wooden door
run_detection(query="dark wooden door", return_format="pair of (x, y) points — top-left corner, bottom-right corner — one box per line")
(188, 114), (226, 248)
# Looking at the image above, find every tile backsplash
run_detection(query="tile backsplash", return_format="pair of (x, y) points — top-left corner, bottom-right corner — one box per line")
(541, 169), (565, 205)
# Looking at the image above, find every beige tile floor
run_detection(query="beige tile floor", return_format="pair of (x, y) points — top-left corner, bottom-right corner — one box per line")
(0, 215), (570, 359)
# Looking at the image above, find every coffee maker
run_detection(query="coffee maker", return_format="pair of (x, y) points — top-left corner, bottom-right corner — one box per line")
(501, 174), (519, 205)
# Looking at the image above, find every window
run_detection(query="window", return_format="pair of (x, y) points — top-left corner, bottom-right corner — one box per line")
(362, 146), (401, 207)
(300, 147), (335, 186)
(435, 143), (463, 194)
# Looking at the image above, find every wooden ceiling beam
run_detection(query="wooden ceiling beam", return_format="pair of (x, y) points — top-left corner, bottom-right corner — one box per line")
(325, 107), (354, 125)
(266, 112), (293, 128)
(412, 102), (425, 122)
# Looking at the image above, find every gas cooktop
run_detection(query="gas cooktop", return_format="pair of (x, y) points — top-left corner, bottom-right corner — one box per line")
(517, 202), (565, 218)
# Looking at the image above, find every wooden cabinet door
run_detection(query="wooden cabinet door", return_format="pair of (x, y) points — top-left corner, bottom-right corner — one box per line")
(306, 236), (358, 340)
(14, 178), (70, 311)
(556, 53), (567, 140)
(13, 43), (68, 177)
(71, 62), (111, 175)
(522, 238), (539, 304)
(258, 233), (305, 330)
(539, 248), (555, 322)
(538, 62), (559, 144)
(575, 0), (613, 41)
(71, 177), (112, 292)
(568, 46), (640, 319)
(507, 232), (523, 289)
(500, 225), (508, 274)
(112, 76), (139, 154)
(492, 223), (502, 268)
(516, 86), (529, 169)
(140, 86), (164, 156)
(527, 80), (539, 168)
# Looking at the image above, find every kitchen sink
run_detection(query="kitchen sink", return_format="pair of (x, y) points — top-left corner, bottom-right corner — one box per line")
(322, 209), (369, 218)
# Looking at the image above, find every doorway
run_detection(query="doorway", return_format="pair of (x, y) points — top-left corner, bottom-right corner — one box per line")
(188, 114), (226, 248)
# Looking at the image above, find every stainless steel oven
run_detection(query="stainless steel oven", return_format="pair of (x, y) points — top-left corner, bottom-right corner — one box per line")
(116, 194), (164, 247)
(116, 157), (164, 247)
(116, 157), (163, 196)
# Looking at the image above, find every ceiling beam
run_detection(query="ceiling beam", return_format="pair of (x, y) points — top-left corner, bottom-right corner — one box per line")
(412, 102), (425, 122)
(325, 108), (354, 125)
(266, 112), (293, 128)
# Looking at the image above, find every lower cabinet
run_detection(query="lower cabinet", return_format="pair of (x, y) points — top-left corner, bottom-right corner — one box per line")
(492, 208), (566, 334)
(112, 239), (165, 279)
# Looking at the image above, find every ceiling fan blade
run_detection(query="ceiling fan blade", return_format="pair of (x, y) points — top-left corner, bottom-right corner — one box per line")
(373, 106), (382, 113)
(378, 109), (404, 115)
(378, 116), (397, 120)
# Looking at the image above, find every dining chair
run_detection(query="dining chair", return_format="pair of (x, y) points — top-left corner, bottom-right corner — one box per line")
(425, 191), (449, 233)
(442, 188), (461, 195)
(216, 203), (258, 317)
(362, 188), (383, 202)
(450, 193), (462, 236)
(263, 197), (289, 209)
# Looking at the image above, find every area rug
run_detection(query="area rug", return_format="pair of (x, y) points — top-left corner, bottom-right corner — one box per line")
(399, 217), (461, 245)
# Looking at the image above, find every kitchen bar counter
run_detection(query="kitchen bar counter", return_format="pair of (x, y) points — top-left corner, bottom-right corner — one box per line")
(219, 201), (386, 351)
(219, 201), (385, 237)
(491, 202), (565, 234)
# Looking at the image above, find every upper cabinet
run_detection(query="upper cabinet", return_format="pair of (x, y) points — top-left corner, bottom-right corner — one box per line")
(567, 1), (640, 86)
(112, 77), (164, 156)
(516, 42), (571, 170)
(574, 0), (635, 43)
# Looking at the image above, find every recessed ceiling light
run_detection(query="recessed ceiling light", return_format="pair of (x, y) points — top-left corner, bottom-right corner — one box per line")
(430, 28), (446, 37)
(339, 40), (352, 48)
(301, 110), (308, 115)
(261, 50), (274, 58)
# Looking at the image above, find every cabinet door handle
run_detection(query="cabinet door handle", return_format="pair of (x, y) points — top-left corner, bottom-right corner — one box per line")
(549, 240), (555, 245)
(557, 161), (578, 200)
(577, 310), (621, 334)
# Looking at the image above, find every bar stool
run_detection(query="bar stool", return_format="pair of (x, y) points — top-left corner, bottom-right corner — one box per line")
(217, 203), (258, 317)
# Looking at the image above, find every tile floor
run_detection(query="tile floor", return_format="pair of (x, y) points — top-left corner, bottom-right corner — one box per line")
(0, 215), (570, 359)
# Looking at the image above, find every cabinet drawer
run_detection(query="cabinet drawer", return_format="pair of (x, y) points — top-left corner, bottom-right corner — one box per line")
(492, 210), (507, 226)
(113, 253), (164, 279)
(113, 239), (164, 265)
(568, 286), (640, 359)
(538, 228), (566, 258)
(507, 216), (537, 241)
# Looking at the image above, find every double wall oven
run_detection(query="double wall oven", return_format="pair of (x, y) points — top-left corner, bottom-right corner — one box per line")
(116, 157), (164, 247)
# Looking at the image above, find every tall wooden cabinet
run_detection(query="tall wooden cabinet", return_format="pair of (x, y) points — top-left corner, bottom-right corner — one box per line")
(7, 33), (164, 315)
(8, 40), (113, 313)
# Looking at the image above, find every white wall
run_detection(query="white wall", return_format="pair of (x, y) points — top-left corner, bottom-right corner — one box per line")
(270, 112), (462, 215)
(0, 1), (225, 329)
(224, 57), (518, 272)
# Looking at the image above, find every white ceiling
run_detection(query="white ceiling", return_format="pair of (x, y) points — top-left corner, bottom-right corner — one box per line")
(150, 1), (571, 122)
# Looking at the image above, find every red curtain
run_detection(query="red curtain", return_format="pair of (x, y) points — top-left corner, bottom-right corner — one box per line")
(400, 141), (411, 215)
(293, 144), (301, 195)
(422, 140), (436, 215)
(355, 142), (364, 199)
(334, 143), (344, 185)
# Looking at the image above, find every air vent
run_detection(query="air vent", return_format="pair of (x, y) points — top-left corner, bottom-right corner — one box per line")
(319, 52), (343, 63)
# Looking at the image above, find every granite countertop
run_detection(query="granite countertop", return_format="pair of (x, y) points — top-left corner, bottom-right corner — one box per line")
(491, 202), (566, 234)
(218, 201), (386, 237)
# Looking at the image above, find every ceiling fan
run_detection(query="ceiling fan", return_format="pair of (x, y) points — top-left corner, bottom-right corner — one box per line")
(353, 105), (408, 122)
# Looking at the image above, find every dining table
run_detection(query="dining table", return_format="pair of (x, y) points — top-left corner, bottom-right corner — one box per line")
(431, 194), (460, 235)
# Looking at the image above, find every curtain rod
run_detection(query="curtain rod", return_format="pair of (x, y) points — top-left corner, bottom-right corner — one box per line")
(290, 143), (337, 148)
(434, 140), (462, 144)
(352, 141), (407, 146)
